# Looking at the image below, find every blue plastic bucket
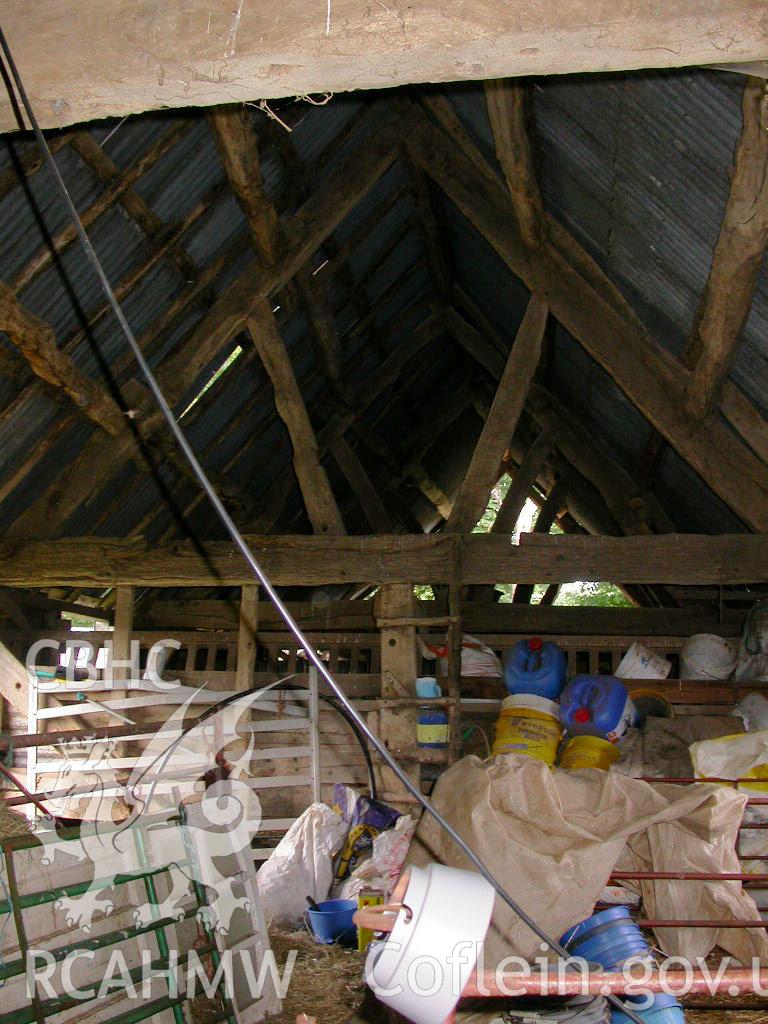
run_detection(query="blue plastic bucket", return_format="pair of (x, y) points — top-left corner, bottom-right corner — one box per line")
(611, 1001), (684, 1024)
(625, 994), (682, 1012)
(571, 937), (650, 970)
(562, 907), (652, 971)
(561, 907), (635, 948)
(306, 898), (357, 945)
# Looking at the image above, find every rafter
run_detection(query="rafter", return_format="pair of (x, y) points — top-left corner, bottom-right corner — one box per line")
(685, 77), (768, 418)
(513, 475), (569, 603)
(327, 434), (393, 533)
(70, 130), (199, 281)
(494, 430), (554, 536)
(405, 106), (768, 533)
(206, 105), (279, 266)
(247, 299), (345, 536)
(0, 282), (128, 437)
(484, 79), (544, 249)
(447, 294), (547, 533)
(11, 121), (192, 294)
(7, 114), (409, 539)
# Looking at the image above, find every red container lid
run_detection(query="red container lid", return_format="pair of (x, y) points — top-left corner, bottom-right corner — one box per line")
(528, 636), (544, 652)
(574, 707), (591, 723)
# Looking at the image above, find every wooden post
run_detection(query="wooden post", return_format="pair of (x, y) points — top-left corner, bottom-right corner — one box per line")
(446, 540), (463, 763)
(375, 585), (420, 804)
(235, 584), (259, 692)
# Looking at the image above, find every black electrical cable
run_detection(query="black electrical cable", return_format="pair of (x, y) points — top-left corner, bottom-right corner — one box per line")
(0, 29), (644, 1023)
(280, 682), (378, 799)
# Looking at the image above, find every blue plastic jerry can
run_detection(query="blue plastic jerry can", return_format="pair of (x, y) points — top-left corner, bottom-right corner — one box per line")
(503, 637), (567, 699)
(559, 675), (637, 743)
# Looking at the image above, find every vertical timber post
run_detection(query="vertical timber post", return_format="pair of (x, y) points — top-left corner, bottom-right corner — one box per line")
(376, 584), (420, 806)
(110, 585), (134, 817)
(447, 538), (463, 763)
(236, 584), (259, 691)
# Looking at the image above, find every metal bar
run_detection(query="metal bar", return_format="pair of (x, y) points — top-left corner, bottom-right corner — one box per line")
(3, 849), (46, 1024)
(133, 825), (185, 1024)
(176, 798), (238, 1024)
(635, 919), (768, 928)
(463, 968), (768, 997)
(309, 665), (321, 804)
(0, 862), (188, 916)
(611, 871), (768, 881)
(0, 946), (217, 1024)
(0, 907), (201, 983)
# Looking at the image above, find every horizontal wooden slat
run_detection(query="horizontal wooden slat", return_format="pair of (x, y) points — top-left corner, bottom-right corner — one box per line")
(2, 533), (767, 586)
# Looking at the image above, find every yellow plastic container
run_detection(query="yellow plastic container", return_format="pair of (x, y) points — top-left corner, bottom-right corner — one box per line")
(492, 694), (562, 765)
(559, 734), (620, 771)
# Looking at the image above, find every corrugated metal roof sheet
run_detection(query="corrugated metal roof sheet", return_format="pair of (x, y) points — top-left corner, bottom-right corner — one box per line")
(0, 69), (764, 565)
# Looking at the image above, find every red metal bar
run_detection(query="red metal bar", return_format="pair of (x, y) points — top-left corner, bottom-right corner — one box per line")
(636, 920), (767, 928)
(463, 969), (768, 997)
(611, 871), (768, 882)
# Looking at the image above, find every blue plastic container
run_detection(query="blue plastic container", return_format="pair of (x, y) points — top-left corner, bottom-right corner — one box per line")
(306, 898), (357, 945)
(504, 638), (567, 699)
(559, 676), (637, 743)
(611, 1000), (684, 1024)
(417, 708), (449, 748)
(561, 907), (634, 948)
(561, 907), (651, 971)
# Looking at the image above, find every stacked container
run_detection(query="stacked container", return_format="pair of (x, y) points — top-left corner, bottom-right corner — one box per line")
(492, 638), (566, 763)
(561, 908), (684, 1024)
(558, 675), (637, 770)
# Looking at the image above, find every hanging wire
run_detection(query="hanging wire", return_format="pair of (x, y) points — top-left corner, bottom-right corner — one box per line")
(0, 28), (645, 1023)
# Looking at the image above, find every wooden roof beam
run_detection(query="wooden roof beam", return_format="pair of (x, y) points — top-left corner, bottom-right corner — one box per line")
(11, 121), (192, 294)
(4, 2), (768, 133)
(484, 80), (544, 249)
(1, 532), (767, 588)
(446, 294), (547, 533)
(206, 105), (279, 266)
(405, 109), (768, 533)
(0, 282), (129, 437)
(70, 130), (199, 282)
(685, 77), (768, 419)
(246, 299), (346, 536)
(8, 113), (407, 537)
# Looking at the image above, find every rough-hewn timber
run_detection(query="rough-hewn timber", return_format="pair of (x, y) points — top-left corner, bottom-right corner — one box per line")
(2, 2), (767, 132)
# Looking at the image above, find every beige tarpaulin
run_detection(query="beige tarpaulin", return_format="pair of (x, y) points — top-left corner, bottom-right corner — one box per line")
(409, 754), (768, 966)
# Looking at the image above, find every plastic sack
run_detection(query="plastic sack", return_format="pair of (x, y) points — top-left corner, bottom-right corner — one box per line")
(419, 633), (502, 678)
(735, 600), (768, 682)
(736, 693), (768, 732)
(337, 815), (416, 901)
(680, 634), (736, 680)
(690, 730), (768, 783)
(257, 802), (347, 927)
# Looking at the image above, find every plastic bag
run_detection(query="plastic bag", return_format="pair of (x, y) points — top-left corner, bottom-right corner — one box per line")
(735, 600), (768, 682)
(257, 803), (347, 927)
(337, 814), (416, 901)
(419, 633), (502, 677)
(690, 730), (768, 782)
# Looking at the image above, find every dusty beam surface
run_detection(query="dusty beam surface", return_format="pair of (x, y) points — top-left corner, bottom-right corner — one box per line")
(0, 533), (766, 587)
(1, 2), (768, 132)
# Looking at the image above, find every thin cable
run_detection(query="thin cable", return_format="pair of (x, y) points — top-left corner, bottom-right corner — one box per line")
(0, 29), (644, 1021)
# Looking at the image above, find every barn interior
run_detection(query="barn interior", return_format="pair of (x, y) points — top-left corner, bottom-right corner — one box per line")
(0, 6), (767, 1024)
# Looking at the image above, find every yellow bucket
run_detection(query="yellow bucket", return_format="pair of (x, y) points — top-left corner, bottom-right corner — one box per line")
(492, 695), (562, 765)
(559, 734), (620, 771)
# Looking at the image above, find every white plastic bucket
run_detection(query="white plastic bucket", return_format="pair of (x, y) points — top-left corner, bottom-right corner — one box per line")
(364, 864), (494, 1024)
(680, 634), (736, 680)
(615, 642), (671, 680)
